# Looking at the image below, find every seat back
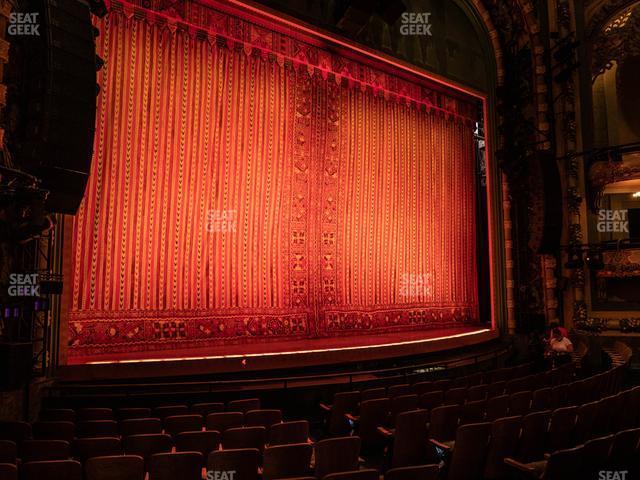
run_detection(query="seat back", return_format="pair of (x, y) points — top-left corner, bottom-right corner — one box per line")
(222, 426), (266, 451)
(385, 465), (439, 480)
(460, 399), (486, 425)
(268, 420), (309, 446)
(609, 427), (640, 469)
(412, 381), (434, 395)
(0, 421), (31, 445)
(0, 463), (17, 480)
(508, 391), (532, 416)
(390, 395), (419, 424)
(592, 395), (616, 436)
(322, 470), (379, 480)
(262, 443), (312, 480)
(191, 403), (224, 417)
(433, 379), (452, 391)
(148, 452), (203, 480)
(73, 437), (121, 462)
(163, 414), (203, 437)
(206, 412), (244, 432)
(0, 440), (16, 464)
(483, 415), (521, 480)
(388, 384), (412, 398)
(517, 410), (551, 462)
(543, 445), (583, 480)
(85, 455), (144, 480)
(123, 434), (173, 467)
(207, 448), (260, 480)
(573, 401), (599, 445)
(467, 384), (487, 402)
(391, 409), (429, 468)
(547, 406), (578, 453)
(314, 436), (360, 479)
(244, 410), (282, 431)
(444, 387), (467, 406)
(485, 395), (509, 421)
(428, 404), (460, 442)
(117, 408), (152, 421)
(550, 385), (568, 409)
(227, 399), (260, 414)
(447, 422), (491, 480)
(153, 405), (189, 420)
(84, 455), (144, 480)
(531, 388), (553, 412)
(78, 408), (114, 422)
(327, 392), (359, 436)
(175, 430), (220, 460)
(486, 381), (506, 398)
(78, 420), (119, 438)
(580, 435), (613, 479)
(22, 459), (82, 480)
(360, 388), (386, 402)
(21, 439), (70, 462)
(357, 398), (390, 453)
(418, 391), (443, 411)
(121, 418), (162, 437)
(40, 409), (76, 423)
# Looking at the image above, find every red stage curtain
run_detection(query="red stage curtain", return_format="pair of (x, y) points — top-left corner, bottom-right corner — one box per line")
(68, 11), (478, 358)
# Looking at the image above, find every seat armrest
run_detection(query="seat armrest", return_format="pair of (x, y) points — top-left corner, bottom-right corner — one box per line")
(319, 403), (332, 412)
(377, 426), (394, 438)
(345, 413), (359, 422)
(504, 458), (536, 477)
(428, 438), (451, 451)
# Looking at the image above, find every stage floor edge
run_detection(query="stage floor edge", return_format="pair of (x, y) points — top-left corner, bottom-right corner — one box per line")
(59, 327), (499, 381)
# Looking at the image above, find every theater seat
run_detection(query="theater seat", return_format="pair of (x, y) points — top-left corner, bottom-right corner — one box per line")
(322, 469), (379, 480)
(314, 437), (360, 479)
(208, 448), (260, 480)
(148, 451), (203, 480)
(385, 465), (439, 480)
(262, 443), (312, 480)
(22, 459), (82, 480)
(85, 455), (145, 480)
(0, 463), (17, 480)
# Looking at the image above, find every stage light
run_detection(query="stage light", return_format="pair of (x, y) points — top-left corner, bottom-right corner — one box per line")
(632, 191), (640, 198)
(585, 249), (604, 270)
(565, 248), (584, 269)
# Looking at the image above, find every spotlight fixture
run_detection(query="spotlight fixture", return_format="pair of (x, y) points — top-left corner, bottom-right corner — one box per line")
(585, 248), (604, 270)
(565, 248), (584, 269)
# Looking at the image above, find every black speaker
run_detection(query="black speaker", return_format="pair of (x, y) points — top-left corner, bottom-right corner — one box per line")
(0, 342), (33, 391)
(538, 152), (563, 254)
(7, 0), (97, 214)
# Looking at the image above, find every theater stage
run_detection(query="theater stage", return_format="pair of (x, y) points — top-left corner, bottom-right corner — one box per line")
(59, 326), (497, 381)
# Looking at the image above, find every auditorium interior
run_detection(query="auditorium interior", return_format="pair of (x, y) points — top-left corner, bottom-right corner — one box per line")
(1, 0), (640, 478)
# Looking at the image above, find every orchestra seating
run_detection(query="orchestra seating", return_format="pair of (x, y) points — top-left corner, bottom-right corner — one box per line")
(0, 349), (638, 480)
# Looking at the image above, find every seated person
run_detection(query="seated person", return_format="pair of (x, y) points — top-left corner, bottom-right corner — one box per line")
(549, 327), (573, 354)
(547, 321), (568, 342)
